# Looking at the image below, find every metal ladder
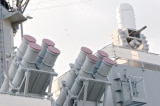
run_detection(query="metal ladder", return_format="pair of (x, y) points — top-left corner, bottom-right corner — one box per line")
(0, 3), (6, 87)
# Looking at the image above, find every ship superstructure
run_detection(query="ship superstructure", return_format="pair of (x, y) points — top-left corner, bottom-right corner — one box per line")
(0, 1), (160, 106)
(0, 1), (60, 106)
(52, 3), (160, 106)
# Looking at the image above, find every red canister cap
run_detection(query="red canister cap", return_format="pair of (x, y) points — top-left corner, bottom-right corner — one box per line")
(42, 39), (55, 46)
(97, 50), (108, 57)
(87, 54), (98, 63)
(81, 47), (92, 54)
(23, 35), (36, 43)
(29, 43), (41, 51)
(103, 57), (115, 65)
(48, 46), (60, 55)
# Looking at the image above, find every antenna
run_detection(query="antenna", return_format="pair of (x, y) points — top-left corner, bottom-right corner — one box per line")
(15, 0), (30, 13)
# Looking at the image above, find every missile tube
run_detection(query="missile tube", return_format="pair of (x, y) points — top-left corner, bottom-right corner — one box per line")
(93, 50), (108, 74)
(87, 57), (115, 101)
(36, 39), (55, 65)
(40, 46), (60, 69)
(16, 35), (36, 61)
(10, 35), (36, 80)
(55, 47), (92, 106)
(27, 39), (55, 93)
(63, 54), (98, 106)
(31, 46), (60, 94)
(0, 35), (36, 92)
(66, 47), (92, 88)
(11, 43), (41, 88)
(78, 54), (98, 77)
(95, 57), (115, 80)
(0, 59), (18, 92)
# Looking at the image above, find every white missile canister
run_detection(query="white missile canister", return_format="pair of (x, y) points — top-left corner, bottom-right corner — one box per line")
(79, 54), (98, 77)
(39, 46), (60, 70)
(66, 47), (92, 88)
(12, 43), (41, 88)
(93, 50), (108, 74)
(55, 47), (92, 106)
(63, 54), (98, 106)
(32, 46), (60, 94)
(71, 54), (98, 95)
(74, 47), (92, 70)
(21, 43), (41, 68)
(8, 59), (18, 80)
(36, 39), (55, 65)
(16, 35), (36, 61)
(84, 57), (115, 101)
(0, 36), (36, 92)
(96, 57), (115, 80)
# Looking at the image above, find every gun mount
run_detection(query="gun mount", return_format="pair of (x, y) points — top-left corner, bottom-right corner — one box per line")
(129, 26), (147, 38)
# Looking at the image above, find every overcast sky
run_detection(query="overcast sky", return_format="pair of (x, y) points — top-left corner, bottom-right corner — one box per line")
(14, 0), (160, 76)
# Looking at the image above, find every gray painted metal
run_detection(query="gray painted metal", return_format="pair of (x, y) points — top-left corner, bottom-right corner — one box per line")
(0, 4), (15, 87)
(108, 64), (160, 106)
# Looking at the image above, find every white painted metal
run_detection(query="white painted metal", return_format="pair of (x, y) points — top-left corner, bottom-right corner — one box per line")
(117, 3), (136, 29)
(95, 57), (115, 80)
(102, 45), (160, 67)
(40, 46), (60, 68)
(74, 47), (93, 70)
(93, 50), (108, 74)
(78, 54), (98, 77)
(21, 43), (41, 68)
(16, 35), (36, 61)
(0, 94), (51, 106)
